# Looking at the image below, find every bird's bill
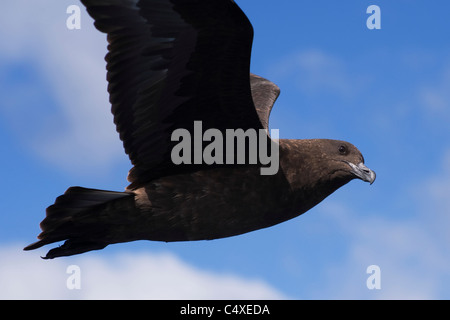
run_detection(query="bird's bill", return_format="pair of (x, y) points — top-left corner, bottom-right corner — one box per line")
(348, 162), (376, 185)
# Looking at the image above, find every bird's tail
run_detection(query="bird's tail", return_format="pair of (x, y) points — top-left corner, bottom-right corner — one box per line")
(24, 187), (135, 259)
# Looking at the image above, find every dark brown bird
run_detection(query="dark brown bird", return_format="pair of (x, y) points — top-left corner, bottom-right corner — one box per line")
(24, 0), (375, 259)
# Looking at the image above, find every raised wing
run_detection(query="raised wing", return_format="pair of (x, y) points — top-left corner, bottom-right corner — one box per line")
(81, 0), (277, 188)
(250, 74), (280, 130)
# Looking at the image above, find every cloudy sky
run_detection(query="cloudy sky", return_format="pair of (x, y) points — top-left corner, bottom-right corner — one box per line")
(1, 0), (449, 299)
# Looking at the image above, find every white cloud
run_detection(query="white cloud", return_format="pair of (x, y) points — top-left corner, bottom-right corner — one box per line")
(0, 0), (126, 175)
(313, 203), (442, 299)
(0, 244), (286, 300)
(312, 148), (450, 299)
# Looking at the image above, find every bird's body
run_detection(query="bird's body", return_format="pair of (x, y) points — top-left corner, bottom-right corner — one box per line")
(129, 140), (346, 241)
(25, 0), (375, 259)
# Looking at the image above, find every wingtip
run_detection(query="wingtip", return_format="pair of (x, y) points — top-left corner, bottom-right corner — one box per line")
(24, 242), (66, 259)
(24, 241), (54, 259)
(23, 241), (42, 251)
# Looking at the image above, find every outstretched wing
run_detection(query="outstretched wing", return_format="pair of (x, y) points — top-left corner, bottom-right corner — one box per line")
(81, 0), (278, 188)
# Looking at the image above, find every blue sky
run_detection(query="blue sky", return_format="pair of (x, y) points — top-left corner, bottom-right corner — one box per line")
(1, 0), (450, 299)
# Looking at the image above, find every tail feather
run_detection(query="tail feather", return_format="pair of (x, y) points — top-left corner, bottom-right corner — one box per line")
(24, 187), (135, 259)
(30, 240), (108, 260)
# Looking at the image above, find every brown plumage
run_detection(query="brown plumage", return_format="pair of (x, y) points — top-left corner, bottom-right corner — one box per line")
(24, 0), (375, 259)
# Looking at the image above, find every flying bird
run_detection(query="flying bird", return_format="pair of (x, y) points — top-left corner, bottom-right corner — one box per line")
(25, 0), (376, 259)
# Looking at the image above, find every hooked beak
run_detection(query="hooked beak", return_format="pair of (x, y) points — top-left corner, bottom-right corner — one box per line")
(347, 162), (376, 185)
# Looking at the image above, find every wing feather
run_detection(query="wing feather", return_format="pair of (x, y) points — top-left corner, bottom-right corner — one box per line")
(80, 0), (280, 188)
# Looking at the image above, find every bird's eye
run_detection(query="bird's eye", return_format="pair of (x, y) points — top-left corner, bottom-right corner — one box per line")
(338, 145), (348, 155)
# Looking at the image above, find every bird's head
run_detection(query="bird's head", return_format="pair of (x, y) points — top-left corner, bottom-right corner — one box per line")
(313, 139), (376, 186)
(279, 138), (376, 213)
